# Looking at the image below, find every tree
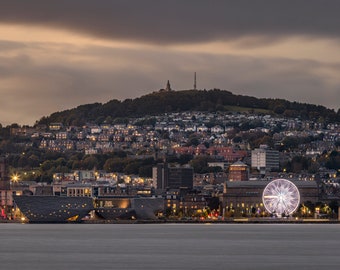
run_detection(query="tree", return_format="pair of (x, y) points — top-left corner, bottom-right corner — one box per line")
(325, 151), (340, 171)
(27, 154), (40, 168)
(232, 136), (242, 143)
(138, 165), (153, 177)
(190, 156), (210, 173)
(40, 160), (54, 171)
(285, 156), (311, 173)
(281, 137), (300, 150)
(329, 200), (339, 215)
(103, 158), (126, 172)
(273, 105), (285, 114)
(55, 157), (67, 167)
(187, 134), (200, 146)
(17, 156), (28, 168)
(124, 161), (141, 175)
(178, 154), (193, 165)
(82, 155), (99, 170)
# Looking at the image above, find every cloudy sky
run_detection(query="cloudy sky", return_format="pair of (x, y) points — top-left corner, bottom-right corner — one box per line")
(1, 0), (340, 126)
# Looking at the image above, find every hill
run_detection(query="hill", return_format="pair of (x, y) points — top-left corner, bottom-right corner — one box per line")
(37, 89), (339, 126)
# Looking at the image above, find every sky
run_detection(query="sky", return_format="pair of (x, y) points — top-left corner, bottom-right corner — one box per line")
(1, 0), (340, 126)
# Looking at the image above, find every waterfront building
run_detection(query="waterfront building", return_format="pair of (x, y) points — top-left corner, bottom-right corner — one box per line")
(13, 195), (93, 223)
(164, 189), (207, 217)
(0, 157), (10, 219)
(220, 180), (319, 217)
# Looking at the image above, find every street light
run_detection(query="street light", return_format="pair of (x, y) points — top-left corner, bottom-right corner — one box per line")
(11, 173), (20, 183)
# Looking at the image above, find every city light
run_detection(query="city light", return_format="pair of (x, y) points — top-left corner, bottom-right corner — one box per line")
(11, 173), (20, 183)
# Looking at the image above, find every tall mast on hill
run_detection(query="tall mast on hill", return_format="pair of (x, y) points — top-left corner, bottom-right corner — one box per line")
(194, 72), (197, 90)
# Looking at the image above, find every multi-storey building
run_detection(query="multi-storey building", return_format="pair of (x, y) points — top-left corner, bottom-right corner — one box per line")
(153, 163), (193, 191)
(0, 158), (12, 218)
(251, 145), (279, 173)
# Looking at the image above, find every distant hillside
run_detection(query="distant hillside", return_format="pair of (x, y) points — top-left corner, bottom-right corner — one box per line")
(37, 89), (339, 126)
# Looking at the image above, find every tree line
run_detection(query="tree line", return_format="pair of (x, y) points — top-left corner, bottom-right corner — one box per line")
(36, 89), (340, 126)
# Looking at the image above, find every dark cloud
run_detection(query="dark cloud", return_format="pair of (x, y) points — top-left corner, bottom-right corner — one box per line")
(1, 1), (340, 45)
(2, 0), (340, 125)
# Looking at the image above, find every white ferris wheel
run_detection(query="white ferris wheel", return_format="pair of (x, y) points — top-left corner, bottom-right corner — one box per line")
(262, 179), (300, 216)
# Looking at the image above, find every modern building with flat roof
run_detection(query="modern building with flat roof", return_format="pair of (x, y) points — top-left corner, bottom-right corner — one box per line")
(251, 145), (279, 172)
(153, 163), (193, 191)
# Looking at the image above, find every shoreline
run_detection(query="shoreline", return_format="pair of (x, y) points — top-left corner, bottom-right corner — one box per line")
(83, 218), (340, 224)
(1, 218), (339, 224)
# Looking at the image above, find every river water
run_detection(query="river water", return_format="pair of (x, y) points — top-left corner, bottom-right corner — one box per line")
(0, 223), (339, 270)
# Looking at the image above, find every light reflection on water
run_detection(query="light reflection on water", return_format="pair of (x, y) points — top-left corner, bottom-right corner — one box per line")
(0, 223), (339, 270)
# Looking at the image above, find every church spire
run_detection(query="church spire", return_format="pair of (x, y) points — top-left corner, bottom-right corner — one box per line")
(165, 80), (171, 91)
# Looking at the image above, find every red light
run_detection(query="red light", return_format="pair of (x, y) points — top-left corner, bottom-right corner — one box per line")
(1, 208), (6, 218)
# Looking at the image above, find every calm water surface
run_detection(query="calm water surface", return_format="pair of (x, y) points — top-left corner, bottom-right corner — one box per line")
(0, 223), (339, 270)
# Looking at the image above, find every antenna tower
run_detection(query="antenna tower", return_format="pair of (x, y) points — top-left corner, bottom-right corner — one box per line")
(194, 72), (197, 90)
